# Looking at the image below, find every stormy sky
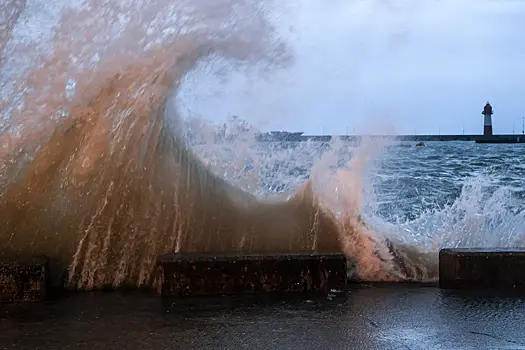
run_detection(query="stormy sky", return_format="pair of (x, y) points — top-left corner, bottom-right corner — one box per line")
(180, 0), (525, 135)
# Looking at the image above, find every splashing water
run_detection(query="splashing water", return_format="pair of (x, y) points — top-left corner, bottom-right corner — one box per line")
(0, 0), (348, 290)
(2, 0), (523, 290)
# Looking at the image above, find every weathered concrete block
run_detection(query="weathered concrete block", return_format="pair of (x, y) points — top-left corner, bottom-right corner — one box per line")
(0, 256), (49, 302)
(439, 248), (525, 289)
(156, 252), (347, 297)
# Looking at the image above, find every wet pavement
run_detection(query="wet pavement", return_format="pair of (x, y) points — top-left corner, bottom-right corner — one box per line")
(1, 284), (525, 349)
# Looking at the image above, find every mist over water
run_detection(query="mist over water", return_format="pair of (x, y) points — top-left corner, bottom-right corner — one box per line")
(1, 0), (524, 290)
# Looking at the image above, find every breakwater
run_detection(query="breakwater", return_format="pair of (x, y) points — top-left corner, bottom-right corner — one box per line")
(256, 133), (525, 143)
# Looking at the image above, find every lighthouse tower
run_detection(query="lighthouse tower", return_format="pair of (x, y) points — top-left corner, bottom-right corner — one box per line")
(482, 101), (493, 136)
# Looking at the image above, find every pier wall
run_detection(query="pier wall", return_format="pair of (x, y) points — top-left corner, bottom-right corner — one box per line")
(256, 134), (524, 142)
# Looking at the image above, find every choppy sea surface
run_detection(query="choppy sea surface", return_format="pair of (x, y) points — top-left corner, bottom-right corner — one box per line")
(192, 138), (525, 250)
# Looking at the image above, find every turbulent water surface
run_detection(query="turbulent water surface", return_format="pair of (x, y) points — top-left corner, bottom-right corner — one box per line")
(1, 0), (524, 290)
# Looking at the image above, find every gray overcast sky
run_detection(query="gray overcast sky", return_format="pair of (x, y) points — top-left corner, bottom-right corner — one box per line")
(179, 0), (525, 136)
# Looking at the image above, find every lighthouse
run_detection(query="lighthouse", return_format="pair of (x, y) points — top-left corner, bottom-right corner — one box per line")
(482, 101), (493, 136)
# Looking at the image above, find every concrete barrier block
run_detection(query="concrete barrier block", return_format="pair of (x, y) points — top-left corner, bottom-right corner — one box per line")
(0, 256), (49, 302)
(439, 248), (525, 289)
(156, 252), (347, 297)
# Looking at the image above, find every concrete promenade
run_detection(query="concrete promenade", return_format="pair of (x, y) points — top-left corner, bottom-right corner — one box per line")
(2, 284), (525, 349)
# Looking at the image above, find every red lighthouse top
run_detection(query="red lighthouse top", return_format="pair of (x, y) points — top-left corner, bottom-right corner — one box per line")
(482, 101), (493, 116)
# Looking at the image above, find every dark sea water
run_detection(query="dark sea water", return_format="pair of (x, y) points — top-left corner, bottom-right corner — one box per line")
(193, 138), (525, 250)
(375, 142), (525, 218)
(372, 141), (525, 248)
